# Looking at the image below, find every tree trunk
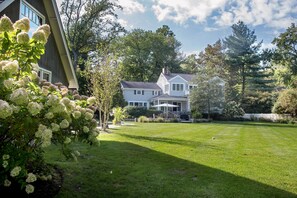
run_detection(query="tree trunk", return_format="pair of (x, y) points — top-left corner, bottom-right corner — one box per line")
(241, 65), (246, 102)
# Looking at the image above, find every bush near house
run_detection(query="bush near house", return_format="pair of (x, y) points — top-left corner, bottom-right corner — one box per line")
(0, 15), (99, 195)
(124, 106), (162, 118)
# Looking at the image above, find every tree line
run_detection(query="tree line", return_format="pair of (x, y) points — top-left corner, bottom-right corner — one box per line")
(60, 0), (297, 122)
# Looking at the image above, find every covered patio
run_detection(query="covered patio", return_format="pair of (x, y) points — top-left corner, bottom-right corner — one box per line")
(150, 94), (190, 114)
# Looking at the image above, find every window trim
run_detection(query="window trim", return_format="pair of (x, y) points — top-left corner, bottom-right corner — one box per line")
(39, 67), (52, 82)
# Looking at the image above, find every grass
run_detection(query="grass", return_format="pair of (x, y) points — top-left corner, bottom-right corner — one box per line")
(45, 122), (297, 197)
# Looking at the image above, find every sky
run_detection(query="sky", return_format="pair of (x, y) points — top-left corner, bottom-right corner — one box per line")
(56, 0), (297, 55)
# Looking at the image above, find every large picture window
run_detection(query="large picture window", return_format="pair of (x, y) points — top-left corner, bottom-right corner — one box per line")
(20, 0), (45, 35)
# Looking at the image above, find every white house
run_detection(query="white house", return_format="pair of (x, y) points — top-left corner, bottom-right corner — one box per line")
(121, 68), (197, 113)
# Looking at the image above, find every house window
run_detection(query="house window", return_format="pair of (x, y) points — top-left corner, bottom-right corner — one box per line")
(38, 67), (52, 82)
(20, 0), (45, 35)
(142, 90), (144, 95)
(152, 91), (159, 95)
(137, 90), (141, 94)
(128, 102), (148, 108)
(134, 90), (136, 95)
(172, 84), (184, 91)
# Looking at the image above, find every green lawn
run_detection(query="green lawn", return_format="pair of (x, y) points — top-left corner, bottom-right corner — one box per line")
(45, 122), (297, 198)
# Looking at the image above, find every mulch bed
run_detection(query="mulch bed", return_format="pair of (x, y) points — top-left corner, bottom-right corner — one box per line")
(0, 164), (63, 197)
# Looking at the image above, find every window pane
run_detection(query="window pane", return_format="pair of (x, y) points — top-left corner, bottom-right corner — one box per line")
(142, 90), (144, 95)
(129, 102), (133, 106)
(43, 72), (50, 82)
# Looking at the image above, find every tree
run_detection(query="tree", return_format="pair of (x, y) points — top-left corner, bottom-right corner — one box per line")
(190, 41), (226, 119)
(272, 23), (297, 88)
(114, 26), (182, 82)
(87, 49), (120, 131)
(61, 0), (124, 68)
(223, 21), (262, 102)
(223, 101), (245, 119)
(272, 88), (297, 117)
(60, 0), (125, 95)
(190, 76), (225, 119)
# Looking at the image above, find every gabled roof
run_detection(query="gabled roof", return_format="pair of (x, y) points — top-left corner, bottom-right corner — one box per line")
(0, 0), (79, 89)
(163, 73), (195, 82)
(121, 81), (161, 89)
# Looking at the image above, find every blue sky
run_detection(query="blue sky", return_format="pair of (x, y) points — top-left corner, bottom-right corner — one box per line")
(56, 0), (297, 55)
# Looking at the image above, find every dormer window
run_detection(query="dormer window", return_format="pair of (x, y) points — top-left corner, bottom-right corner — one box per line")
(172, 83), (184, 91)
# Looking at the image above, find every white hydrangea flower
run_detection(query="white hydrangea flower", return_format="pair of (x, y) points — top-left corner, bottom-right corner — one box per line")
(45, 112), (54, 119)
(72, 111), (81, 119)
(61, 97), (70, 105)
(60, 119), (69, 129)
(50, 102), (66, 113)
(87, 96), (96, 105)
(66, 101), (76, 111)
(17, 32), (30, 44)
(25, 184), (34, 194)
(3, 78), (14, 89)
(64, 137), (71, 144)
(42, 86), (49, 96)
(2, 60), (19, 74)
(43, 129), (53, 139)
(27, 102), (42, 116)
(26, 173), (37, 183)
(32, 30), (47, 43)
(51, 123), (60, 132)
(10, 166), (22, 177)
(37, 24), (50, 39)
(10, 88), (29, 105)
(30, 71), (38, 80)
(2, 160), (8, 168)
(0, 15), (14, 32)
(46, 94), (60, 106)
(0, 100), (13, 119)
(83, 126), (89, 133)
(85, 112), (93, 120)
(2, 154), (10, 160)
(4, 179), (11, 187)
(41, 140), (51, 148)
(13, 17), (30, 32)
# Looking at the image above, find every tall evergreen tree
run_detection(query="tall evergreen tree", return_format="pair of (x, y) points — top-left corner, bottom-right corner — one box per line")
(223, 21), (262, 102)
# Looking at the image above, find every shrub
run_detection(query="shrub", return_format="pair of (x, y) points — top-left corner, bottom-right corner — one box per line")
(138, 116), (149, 123)
(0, 16), (99, 194)
(112, 107), (127, 125)
(223, 101), (245, 119)
(124, 106), (162, 118)
(154, 116), (165, 123)
(272, 89), (297, 117)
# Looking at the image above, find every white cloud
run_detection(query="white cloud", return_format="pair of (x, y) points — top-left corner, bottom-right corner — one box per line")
(260, 42), (276, 51)
(117, 18), (134, 29)
(215, 0), (297, 29)
(151, 0), (297, 29)
(118, 0), (145, 15)
(152, 0), (227, 24)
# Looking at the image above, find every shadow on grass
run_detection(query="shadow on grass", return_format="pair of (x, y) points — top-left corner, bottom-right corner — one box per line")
(117, 133), (219, 150)
(211, 121), (297, 128)
(53, 141), (297, 198)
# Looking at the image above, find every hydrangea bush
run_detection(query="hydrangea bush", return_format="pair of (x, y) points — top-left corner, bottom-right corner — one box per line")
(0, 15), (99, 194)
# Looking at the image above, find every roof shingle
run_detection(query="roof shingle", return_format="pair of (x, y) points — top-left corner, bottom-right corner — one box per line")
(121, 81), (161, 89)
